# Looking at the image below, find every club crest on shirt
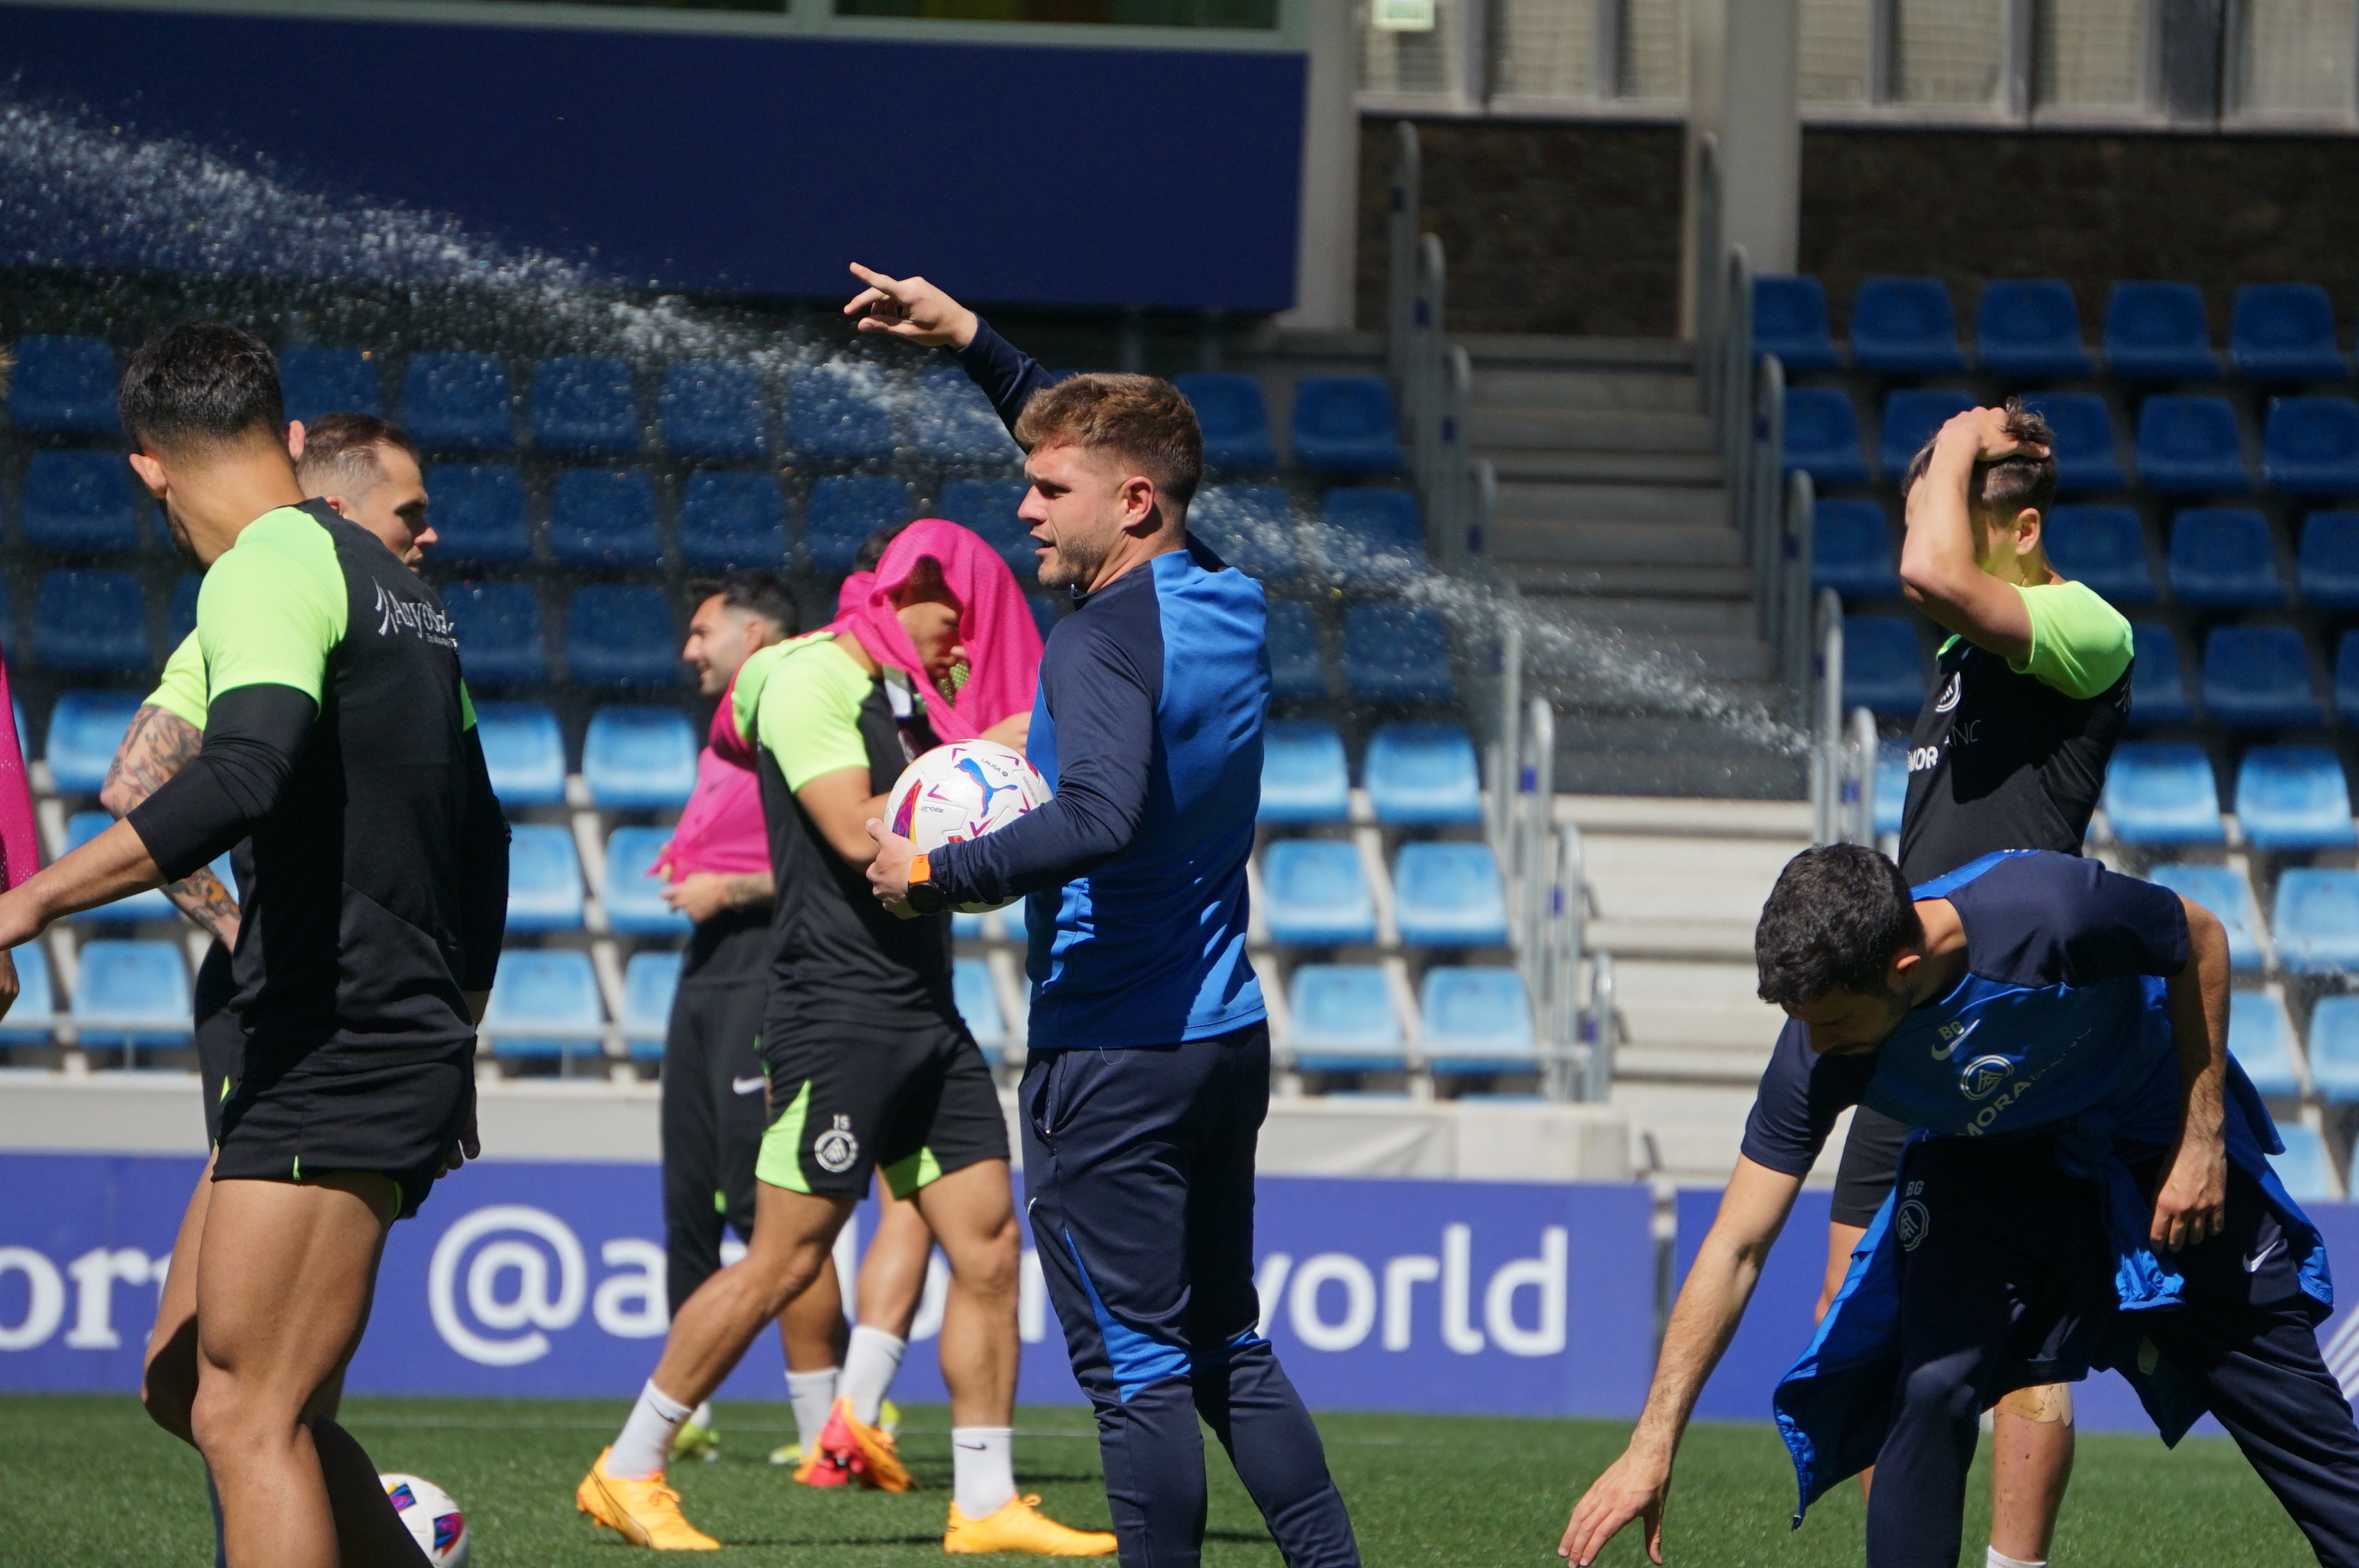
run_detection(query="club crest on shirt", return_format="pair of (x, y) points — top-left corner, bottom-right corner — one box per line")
(814, 1114), (859, 1173)
(1897, 1198), (1931, 1251)
(1958, 1053), (2014, 1101)
(1933, 671), (1962, 713)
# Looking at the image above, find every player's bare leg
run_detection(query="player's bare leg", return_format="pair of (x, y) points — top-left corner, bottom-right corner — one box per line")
(859, 1183), (937, 1340)
(144, 1150), (216, 1443)
(1989, 1386), (2074, 1564)
(780, 1251), (847, 1370)
(910, 1160), (1019, 1428)
(655, 1182), (852, 1406)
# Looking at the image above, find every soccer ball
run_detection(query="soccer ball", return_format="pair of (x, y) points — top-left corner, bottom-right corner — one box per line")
(885, 739), (1052, 913)
(380, 1473), (470, 1568)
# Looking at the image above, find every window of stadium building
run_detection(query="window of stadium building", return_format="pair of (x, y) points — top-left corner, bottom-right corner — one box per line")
(2236, 0), (2359, 118)
(834, 0), (1277, 24)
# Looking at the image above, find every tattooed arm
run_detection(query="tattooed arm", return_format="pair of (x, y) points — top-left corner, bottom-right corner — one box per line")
(98, 705), (242, 948)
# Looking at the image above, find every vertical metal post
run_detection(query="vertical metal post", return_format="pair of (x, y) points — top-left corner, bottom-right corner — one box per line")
(1693, 134), (1723, 416)
(1583, 951), (1617, 1105)
(1550, 825), (1585, 1102)
(1491, 619), (1523, 857)
(1848, 706), (1880, 845)
(1413, 233), (1448, 493)
(1812, 587), (1845, 844)
(1752, 354), (1786, 645)
(1523, 698), (1555, 967)
(1781, 469), (1816, 699)
(1444, 345), (1474, 565)
(1387, 122), (1421, 383)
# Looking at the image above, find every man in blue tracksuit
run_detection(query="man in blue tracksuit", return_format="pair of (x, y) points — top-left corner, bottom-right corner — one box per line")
(849, 263), (1361, 1568)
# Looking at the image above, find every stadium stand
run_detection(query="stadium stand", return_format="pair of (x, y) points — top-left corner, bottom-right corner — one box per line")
(2201, 626), (2319, 728)
(1341, 604), (1454, 703)
(1419, 967), (1536, 1073)
(0, 944), (53, 1040)
(1750, 276), (1842, 371)
(2230, 990), (2303, 1098)
(531, 356), (642, 456)
(1173, 372), (1278, 469)
(1874, 740), (1907, 837)
(2101, 742), (2223, 844)
(427, 464), (533, 565)
(1288, 964), (1405, 1072)
(936, 477), (1038, 578)
(473, 702), (569, 804)
(805, 475), (914, 577)
(621, 951), (681, 1059)
(565, 586), (678, 688)
(1321, 488), (1427, 585)
(677, 471), (787, 569)
(1781, 388), (1871, 487)
(2271, 869), (2359, 973)
(483, 948), (603, 1067)
(1840, 615), (1925, 717)
(445, 582), (551, 684)
(1193, 485), (1302, 580)
(581, 705), (698, 808)
(2129, 624), (2194, 723)
(787, 364), (896, 465)
(1260, 839), (1376, 946)
(8, 335), (120, 436)
(2022, 392), (2125, 493)
(71, 940), (190, 1054)
(2168, 509), (2284, 606)
(659, 361), (769, 460)
(1289, 376), (1405, 472)
(2300, 512), (2359, 607)
(2306, 998), (2359, 1103)
(547, 468), (661, 568)
(280, 347), (382, 424)
(1267, 601), (1329, 702)
(2236, 746), (2355, 849)
(2044, 506), (2154, 602)
(2273, 1124), (2340, 1201)
(1848, 276), (1965, 374)
(506, 823), (587, 931)
(2263, 397), (2359, 494)
(2146, 863), (2266, 973)
(401, 352), (513, 451)
(2230, 283), (2350, 381)
(603, 826), (691, 936)
(166, 575), (199, 645)
(20, 448), (140, 552)
(43, 691), (140, 794)
(911, 364), (1021, 466)
(1364, 722), (1483, 825)
(2339, 633), (2359, 724)
(35, 571), (147, 673)
(1808, 499), (1899, 599)
(1975, 278), (2091, 377)
(1259, 720), (1351, 824)
(2135, 397), (2251, 493)
(2103, 282), (2219, 379)
(1877, 389), (1976, 482)
(1393, 842), (1510, 947)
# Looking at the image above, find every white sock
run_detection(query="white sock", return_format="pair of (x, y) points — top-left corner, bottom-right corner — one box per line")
(1986, 1550), (2045, 1568)
(952, 1427), (1016, 1519)
(787, 1367), (839, 1452)
(609, 1380), (692, 1480)
(840, 1326), (907, 1426)
(689, 1400), (714, 1432)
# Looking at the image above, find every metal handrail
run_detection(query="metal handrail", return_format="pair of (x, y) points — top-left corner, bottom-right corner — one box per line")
(1582, 951), (1617, 1105)
(1846, 706), (1879, 845)
(1387, 120), (1421, 386)
(1490, 617), (1523, 858)
(1780, 469), (1816, 697)
(1811, 587), (1844, 844)
(1750, 353), (1786, 647)
(1694, 133), (1723, 419)
(1522, 696), (1555, 965)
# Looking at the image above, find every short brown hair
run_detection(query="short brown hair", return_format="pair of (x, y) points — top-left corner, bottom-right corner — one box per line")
(119, 321), (283, 453)
(1014, 373), (1204, 514)
(1901, 396), (2057, 523)
(296, 412), (420, 495)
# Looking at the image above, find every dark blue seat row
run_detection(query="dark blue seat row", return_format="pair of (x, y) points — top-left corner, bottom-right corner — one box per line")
(1267, 601), (1456, 706)
(443, 582), (683, 688)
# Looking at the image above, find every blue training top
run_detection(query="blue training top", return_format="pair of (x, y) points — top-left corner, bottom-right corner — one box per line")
(923, 321), (1270, 1050)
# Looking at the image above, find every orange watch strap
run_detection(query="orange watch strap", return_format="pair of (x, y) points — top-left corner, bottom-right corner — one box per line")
(909, 853), (932, 885)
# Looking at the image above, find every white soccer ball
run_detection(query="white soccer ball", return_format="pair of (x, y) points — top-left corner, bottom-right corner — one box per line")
(885, 739), (1053, 914)
(380, 1473), (470, 1568)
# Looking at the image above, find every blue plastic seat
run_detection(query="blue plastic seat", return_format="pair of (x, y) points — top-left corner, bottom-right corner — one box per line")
(1751, 276), (1842, 372)
(2275, 869), (2359, 974)
(2023, 393), (2126, 493)
(1364, 722), (1481, 825)
(2230, 991), (2303, 1097)
(485, 949), (603, 1063)
(1842, 616), (1925, 717)
(44, 691), (142, 793)
(954, 957), (1008, 1054)
(1419, 967), (1536, 1072)
(1878, 389), (1976, 481)
(1848, 277), (1966, 375)
(583, 705), (698, 808)
(1259, 720), (1350, 824)
(471, 702), (567, 804)
(2102, 742), (2223, 844)
(35, 572), (147, 673)
(12, 336), (120, 436)
(506, 823), (586, 931)
(1028, 593), (1063, 639)
(1394, 842), (1509, 947)
(805, 476), (914, 578)
(1261, 840), (1376, 946)
(1320, 489), (1427, 585)
(2301, 512), (2359, 608)
(547, 469), (661, 568)
(2136, 397), (2250, 493)
(2103, 283), (2219, 379)
(2339, 632), (2359, 723)
(2129, 623), (2193, 724)
(1288, 965), (1405, 1071)
(1341, 604), (1454, 704)
(166, 575), (201, 647)
(659, 361), (768, 461)
(0, 942), (55, 1040)
(937, 478), (1038, 578)
(2146, 863), (2266, 974)
(1781, 388), (1871, 488)
(2232, 284), (2348, 381)
(603, 826), (692, 936)
(2204, 626), (2319, 728)
(279, 347), (382, 424)
(678, 471), (787, 570)
(1975, 279), (2091, 377)
(1174, 373), (1278, 469)
(620, 950), (682, 1059)
(400, 352), (512, 452)
(2237, 746), (2353, 849)
(2044, 506), (2154, 604)
(2263, 397), (2359, 495)
(1289, 376), (1405, 473)
(60, 811), (176, 922)
(1874, 739), (1907, 837)
(444, 582), (548, 684)
(1191, 485), (1300, 579)
(71, 940), (189, 1050)
(566, 587), (679, 689)
(2306, 996), (2359, 1102)
(1811, 499), (1899, 597)
(910, 365), (1020, 466)
(787, 365), (896, 465)
(2168, 509), (2284, 607)
(426, 465), (533, 565)
(530, 356), (640, 456)
(1267, 601), (1329, 702)
(20, 449), (140, 552)
(2270, 1124), (2339, 1202)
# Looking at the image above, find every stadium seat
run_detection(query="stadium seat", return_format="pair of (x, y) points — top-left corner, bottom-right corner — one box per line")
(2272, 868), (2359, 973)
(1028, 593), (1063, 639)
(2023, 393), (2126, 493)
(2168, 509), (2284, 607)
(659, 361), (768, 461)
(546, 468), (661, 568)
(2146, 863), (2266, 974)
(2306, 996), (2359, 1102)
(1974, 278), (2090, 377)
(805, 476), (914, 578)
(1878, 389), (1975, 482)
(1260, 839), (1376, 946)
(2202, 626), (2319, 728)
(20, 449), (140, 552)
(1364, 722), (1482, 825)
(1289, 965), (1405, 1071)
(1341, 604), (1454, 704)
(787, 365), (896, 465)
(2300, 512), (2359, 608)
(44, 691), (142, 793)
(400, 352), (512, 451)
(1174, 373), (1278, 469)
(1848, 276), (1965, 374)
(2231, 283), (2349, 381)
(530, 356), (640, 456)
(1419, 967), (1536, 1072)
(1810, 499), (1899, 598)
(565, 586), (679, 688)
(1874, 739), (1907, 837)
(2339, 632), (2359, 724)
(2270, 1123), (2339, 1202)
(485, 949), (603, 1064)
(954, 957), (1008, 1055)
(1320, 488), (1427, 585)
(2230, 991), (2303, 1097)
(0, 942), (55, 1040)
(60, 811), (176, 922)
(1190, 485), (1299, 581)
(911, 365), (1020, 466)
(35, 571), (147, 673)
(937, 478), (1038, 578)
(471, 702), (567, 804)
(2101, 742), (2223, 844)
(426, 464), (533, 565)
(279, 347), (382, 424)
(2103, 282), (2218, 379)
(443, 582), (548, 684)
(9, 336), (119, 436)
(71, 940), (189, 1051)
(2135, 397), (2249, 493)
(1394, 842), (1509, 947)
(2128, 623), (2194, 724)
(1750, 275), (1843, 371)
(583, 705), (698, 808)
(2236, 746), (2354, 849)
(1841, 616), (1925, 717)
(677, 471), (787, 569)
(1259, 720), (1350, 824)
(506, 823), (586, 931)
(2263, 397), (2359, 494)
(1781, 389), (1871, 488)
(602, 826), (691, 936)
(166, 575), (200, 646)
(620, 950), (681, 1059)
(2044, 506), (2154, 604)
(1289, 376), (1405, 473)
(1267, 601), (1329, 702)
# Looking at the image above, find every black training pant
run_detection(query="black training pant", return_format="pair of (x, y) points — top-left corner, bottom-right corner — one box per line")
(659, 915), (771, 1317)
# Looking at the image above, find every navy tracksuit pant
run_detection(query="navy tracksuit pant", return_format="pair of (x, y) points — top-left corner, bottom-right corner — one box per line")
(1021, 1024), (1360, 1568)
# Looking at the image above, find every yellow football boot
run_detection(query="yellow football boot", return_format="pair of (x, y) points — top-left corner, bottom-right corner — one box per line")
(575, 1448), (721, 1550)
(944, 1494), (1118, 1555)
(671, 1419), (722, 1464)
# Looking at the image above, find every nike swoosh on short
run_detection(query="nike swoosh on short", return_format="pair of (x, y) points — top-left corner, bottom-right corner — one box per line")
(732, 1076), (767, 1094)
(2246, 1239), (2284, 1272)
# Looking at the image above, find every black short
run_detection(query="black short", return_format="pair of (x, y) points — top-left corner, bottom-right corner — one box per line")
(214, 1040), (474, 1220)
(193, 942), (242, 1148)
(755, 1017), (1008, 1200)
(1831, 1104), (1910, 1229)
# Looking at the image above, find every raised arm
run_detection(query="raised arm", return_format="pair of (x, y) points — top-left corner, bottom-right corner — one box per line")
(844, 263), (1054, 436)
(2152, 895), (2230, 1252)
(1898, 406), (2045, 661)
(99, 702), (242, 948)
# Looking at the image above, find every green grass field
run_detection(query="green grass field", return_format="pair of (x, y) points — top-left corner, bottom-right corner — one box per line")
(0, 1392), (2323, 1566)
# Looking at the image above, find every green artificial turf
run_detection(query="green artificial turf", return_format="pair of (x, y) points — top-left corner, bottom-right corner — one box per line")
(0, 1393), (2320, 1566)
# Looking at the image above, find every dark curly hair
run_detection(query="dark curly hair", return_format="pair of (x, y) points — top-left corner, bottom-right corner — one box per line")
(1755, 844), (1924, 1008)
(118, 320), (283, 454)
